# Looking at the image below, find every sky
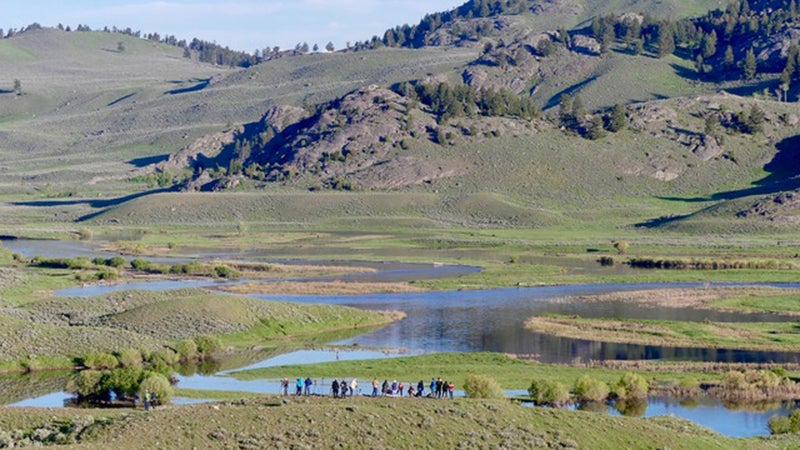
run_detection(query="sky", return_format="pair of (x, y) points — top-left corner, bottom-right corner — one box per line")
(6, 0), (464, 52)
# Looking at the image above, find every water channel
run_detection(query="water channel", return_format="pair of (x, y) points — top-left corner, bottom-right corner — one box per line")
(2, 238), (800, 437)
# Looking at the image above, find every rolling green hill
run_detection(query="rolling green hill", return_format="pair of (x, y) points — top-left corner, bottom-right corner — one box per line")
(0, 0), (798, 233)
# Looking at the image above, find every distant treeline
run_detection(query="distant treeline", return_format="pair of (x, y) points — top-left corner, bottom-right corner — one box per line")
(3, 21), (325, 68)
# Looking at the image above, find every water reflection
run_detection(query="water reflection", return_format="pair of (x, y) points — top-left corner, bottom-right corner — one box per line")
(253, 284), (800, 364)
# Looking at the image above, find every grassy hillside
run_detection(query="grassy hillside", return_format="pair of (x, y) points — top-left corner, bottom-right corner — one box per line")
(0, 396), (793, 449)
(0, 287), (395, 369)
(0, 28), (476, 195)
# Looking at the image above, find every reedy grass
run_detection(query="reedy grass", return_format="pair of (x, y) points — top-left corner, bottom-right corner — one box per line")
(526, 315), (800, 352)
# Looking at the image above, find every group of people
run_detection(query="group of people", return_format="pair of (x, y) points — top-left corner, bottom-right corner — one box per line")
(280, 377), (455, 399)
(371, 377), (455, 399)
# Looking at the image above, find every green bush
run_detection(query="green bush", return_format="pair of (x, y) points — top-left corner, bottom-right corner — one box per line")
(463, 374), (504, 399)
(82, 352), (119, 370)
(95, 268), (119, 280)
(175, 339), (198, 361)
(130, 258), (150, 271)
(769, 409), (800, 434)
(102, 367), (144, 398)
(529, 379), (570, 406)
(139, 373), (174, 405)
(194, 335), (222, 355)
(574, 375), (610, 403)
(67, 257), (94, 270)
(107, 256), (127, 269)
(614, 372), (649, 400)
(149, 348), (179, 366)
(116, 348), (143, 368)
(71, 370), (106, 399)
(213, 264), (240, 278)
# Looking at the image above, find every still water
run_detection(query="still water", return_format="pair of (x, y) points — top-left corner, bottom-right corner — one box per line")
(4, 239), (800, 436)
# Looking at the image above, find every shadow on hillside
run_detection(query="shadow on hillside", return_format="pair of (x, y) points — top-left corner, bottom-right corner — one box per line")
(635, 212), (695, 228)
(108, 93), (135, 107)
(723, 80), (778, 97)
(708, 134), (800, 200)
(166, 78), (210, 95)
(127, 154), (170, 167)
(11, 188), (172, 210)
(637, 134), (800, 227)
(670, 63), (701, 82)
(543, 76), (597, 110)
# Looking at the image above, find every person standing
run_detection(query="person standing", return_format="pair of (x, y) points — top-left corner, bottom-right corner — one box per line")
(448, 381), (455, 400)
(435, 377), (443, 399)
(417, 380), (425, 397)
(304, 377), (313, 396)
(398, 381), (404, 396)
(430, 378), (436, 397)
(340, 379), (348, 398)
(332, 379), (340, 399)
(371, 378), (379, 397)
(295, 378), (303, 396)
(281, 378), (289, 396)
(350, 378), (358, 397)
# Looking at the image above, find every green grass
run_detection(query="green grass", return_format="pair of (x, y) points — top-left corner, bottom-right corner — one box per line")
(709, 292), (800, 315)
(526, 315), (800, 352)
(174, 388), (266, 401)
(230, 352), (721, 390)
(0, 395), (784, 449)
(0, 287), (397, 369)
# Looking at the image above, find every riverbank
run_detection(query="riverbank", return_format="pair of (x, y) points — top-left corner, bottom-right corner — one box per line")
(0, 288), (403, 371)
(548, 286), (800, 316)
(1, 396), (791, 449)
(525, 315), (800, 352)
(218, 280), (425, 295)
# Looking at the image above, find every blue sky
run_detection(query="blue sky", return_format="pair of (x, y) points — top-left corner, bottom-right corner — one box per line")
(6, 0), (463, 52)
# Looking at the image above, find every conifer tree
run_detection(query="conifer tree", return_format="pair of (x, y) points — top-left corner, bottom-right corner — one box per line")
(743, 48), (757, 80)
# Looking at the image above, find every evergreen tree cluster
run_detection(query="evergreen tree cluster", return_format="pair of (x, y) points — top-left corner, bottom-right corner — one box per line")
(370, 0), (532, 50)
(397, 81), (541, 122)
(588, 0), (800, 83)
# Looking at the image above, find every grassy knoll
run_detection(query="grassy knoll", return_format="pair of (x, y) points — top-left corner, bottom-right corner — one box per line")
(230, 352), (722, 391)
(0, 396), (791, 449)
(0, 288), (399, 371)
(526, 315), (800, 352)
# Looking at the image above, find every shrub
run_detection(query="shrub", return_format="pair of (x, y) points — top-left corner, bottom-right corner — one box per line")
(71, 370), (106, 399)
(107, 256), (127, 269)
(139, 373), (174, 405)
(769, 409), (800, 434)
(82, 352), (119, 370)
(174, 339), (198, 361)
(130, 258), (150, 271)
(212, 265), (240, 278)
(529, 379), (570, 406)
(116, 348), (143, 368)
(194, 335), (222, 355)
(67, 257), (94, 270)
(95, 268), (119, 280)
(102, 367), (144, 398)
(613, 240), (629, 255)
(149, 348), (179, 366)
(463, 374), (504, 399)
(615, 372), (649, 400)
(77, 228), (93, 241)
(574, 375), (610, 403)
